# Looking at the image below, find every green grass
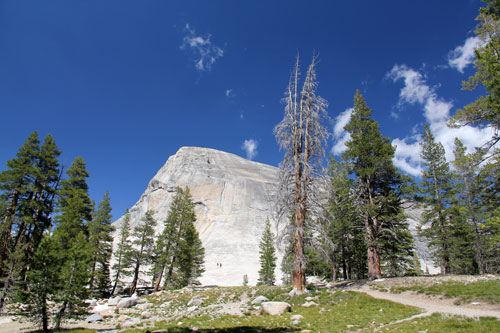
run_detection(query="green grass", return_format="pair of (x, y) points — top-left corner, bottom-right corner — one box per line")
(383, 313), (500, 332)
(124, 288), (422, 332)
(388, 280), (500, 304)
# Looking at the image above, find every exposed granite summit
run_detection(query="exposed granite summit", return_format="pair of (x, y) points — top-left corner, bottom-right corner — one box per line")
(112, 147), (281, 286)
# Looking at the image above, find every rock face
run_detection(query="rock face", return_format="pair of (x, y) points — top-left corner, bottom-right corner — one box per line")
(112, 147), (281, 286)
(112, 146), (437, 286)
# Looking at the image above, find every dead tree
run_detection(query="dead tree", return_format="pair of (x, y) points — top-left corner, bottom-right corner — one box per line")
(274, 54), (330, 293)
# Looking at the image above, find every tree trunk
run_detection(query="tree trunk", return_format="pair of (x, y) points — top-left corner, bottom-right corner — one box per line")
(130, 261), (140, 296)
(154, 265), (165, 292)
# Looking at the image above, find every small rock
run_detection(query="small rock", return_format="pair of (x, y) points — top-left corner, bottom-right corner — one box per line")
(187, 296), (204, 306)
(141, 311), (151, 319)
(187, 306), (198, 312)
(300, 330), (312, 333)
(137, 303), (154, 310)
(136, 298), (147, 304)
(302, 301), (317, 307)
(108, 296), (121, 306)
(291, 320), (301, 325)
(346, 324), (355, 328)
(117, 315), (129, 322)
(261, 301), (291, 315)
(470, 302), (481, 305)
(291, 314), (304, 320)
(101, 312), (114, 318)
(89, 299), (97, 307)
(86, 313), (103, 323)
(117, 297), (137, 308)
(305, 296), (318, 301)
(251, 295), (269, 305)
(121, 317), (141, 328)
(177, 321), (183, 325)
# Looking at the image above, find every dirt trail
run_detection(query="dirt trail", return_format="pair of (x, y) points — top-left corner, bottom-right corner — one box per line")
(353, 284), (500, 319)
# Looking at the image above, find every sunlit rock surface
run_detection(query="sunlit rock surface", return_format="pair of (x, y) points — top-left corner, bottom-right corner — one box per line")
(112, 147), (281, 286)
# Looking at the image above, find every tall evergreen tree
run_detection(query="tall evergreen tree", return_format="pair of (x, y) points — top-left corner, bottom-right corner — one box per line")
(88, 191), (114, 297)
(342, 90), (412, 279)
(419, 124), (459, 274)
(452, 138), (488, 273)
(111, 209), (132, 295)
(449, 0), (500, 153)
(314, 158), (366, 281)
(159, 187), (204, 289)
(258, 219), (277, 286)
(17, 235), (58, 332)
(129, 210), (156, 295)
(52, 157), (93, 329)
(0, 132), (61, 309)
(274, 54), (331, 293)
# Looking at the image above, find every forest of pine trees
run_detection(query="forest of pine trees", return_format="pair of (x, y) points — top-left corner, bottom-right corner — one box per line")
(0, 132), (205, 330)
(276, 0), (500, 282)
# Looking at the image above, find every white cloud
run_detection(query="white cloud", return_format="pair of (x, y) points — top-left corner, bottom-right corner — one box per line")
(331, 108), (353, 155)
(387, 65), (431, 105)
(180, 24), (224, 71)
(388, 64), (495, 175)
(242, 139), (258, 160)
(448, 36), (481, 73)
(225, 89), (234, 97)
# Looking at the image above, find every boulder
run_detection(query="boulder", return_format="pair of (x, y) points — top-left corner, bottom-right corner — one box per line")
(117, 297), (137, 308)
(141, 311), (151, 319)
(121, 317), (141, 329)
(251, 295), (269, 305)
(86, 313), (103, 323)
(291, 314), (304, 320)
(108, 296), (121, 306)
(261, 302), (291, 315)
(187, 296), (204, 306)
(302, 301), (317, 307)
(137, 303), (154, 310)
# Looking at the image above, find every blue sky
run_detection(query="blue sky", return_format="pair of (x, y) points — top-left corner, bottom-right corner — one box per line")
(0, 0), (491, 219)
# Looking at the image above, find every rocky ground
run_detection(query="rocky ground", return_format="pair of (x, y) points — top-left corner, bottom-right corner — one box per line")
(1, 275), (498, 332)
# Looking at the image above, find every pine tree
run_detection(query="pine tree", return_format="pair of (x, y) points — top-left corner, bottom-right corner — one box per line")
(452, 138), (487, 273)
(449, 0), (500, 152)
(0, 132), (61, 309)
(52, 157), (93, 329)
(274, 54), (331, 293)
(156, 187), (204, 290)
(129, 210), (156, 295)
(315, 158), (366, 281)
(0, 132), (40, 278)
(342, 90), (412, 279)
(111, 209), (132, 295)
(53, 232), (92, 330)
(17, 235), (58, 332)
(88, 191), (114, 297)
(419, 124), (457, 274)
(258, 219), (277, 286)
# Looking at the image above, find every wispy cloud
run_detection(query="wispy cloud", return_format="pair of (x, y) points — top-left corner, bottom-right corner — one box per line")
(387, 64), (495, 176)
(225, 89), (234, 97)
(241, 139), (258, 160)
(331, 108), (353, 155)
(448, 36), (481, 73)
(180, 24), (224, 72)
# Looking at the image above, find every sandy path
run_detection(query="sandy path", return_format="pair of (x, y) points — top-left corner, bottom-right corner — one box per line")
(354, 284), (500, 319)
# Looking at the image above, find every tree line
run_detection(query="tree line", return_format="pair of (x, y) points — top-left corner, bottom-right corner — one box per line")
(274, 0), (500, 292)
(0, 133), (204, 331)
